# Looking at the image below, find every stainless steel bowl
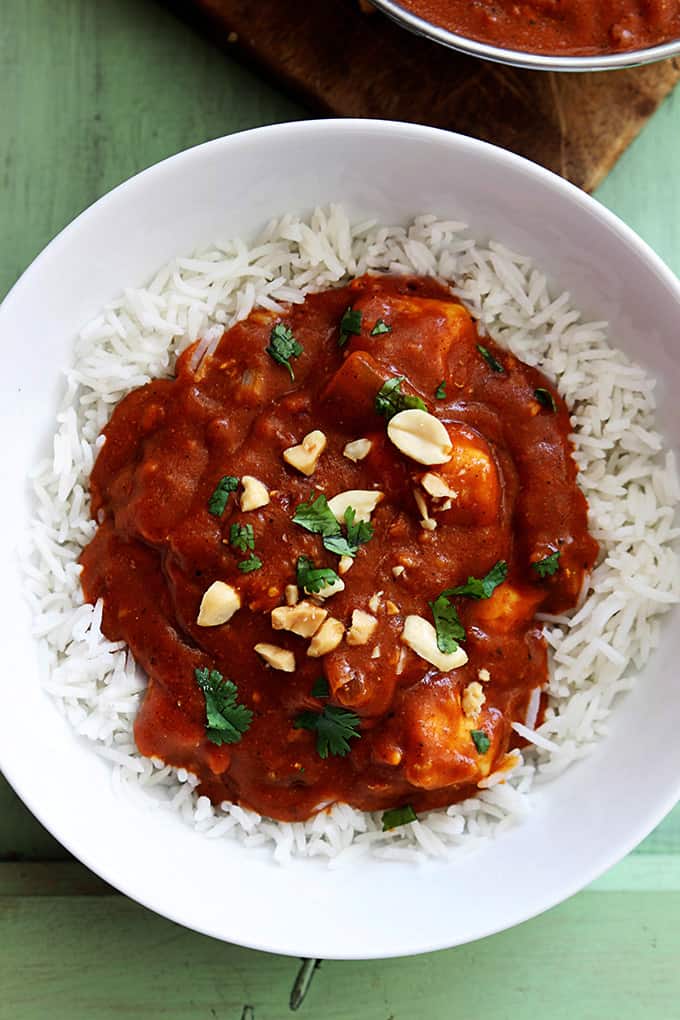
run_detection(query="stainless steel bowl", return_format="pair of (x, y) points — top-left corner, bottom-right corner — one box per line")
(370, 0), (680, 71)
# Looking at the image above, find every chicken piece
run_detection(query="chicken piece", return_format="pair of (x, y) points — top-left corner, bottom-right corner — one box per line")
(372, 678), (501, 789)
(347, 292), (477, 393)
(423, 423), (501, 527)
(321, 350), (390, 430)
(474, 583), (544, 634)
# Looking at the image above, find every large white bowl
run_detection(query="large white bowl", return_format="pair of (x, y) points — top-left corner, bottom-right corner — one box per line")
(1, 121), (679, 961)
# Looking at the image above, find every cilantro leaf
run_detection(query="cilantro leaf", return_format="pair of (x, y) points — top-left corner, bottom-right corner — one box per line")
(322, 506), (374, 559)
(532, 551), (560, 578)
(382, 805), (417, 831)
(471, 729), (491, 754)
(229, 522), (254, 553)
(194, 667), (253, 746)
(444, 560), (508, 600)
(375, 377), (427, 421)
(266, 322), (303, 380)
(428, 593), (466, 654)
(477, 344), (505, 374)
(296, 555), (340, 594)
(238, 553), (262, 573)
(292, 494), (341, 538)
(370, 318), (392, 337)
(435, 380), (447, 399)
(208, 475), (239, 516)
(294, 704), (361, 758)
(339, 307), (363, 348)
(534, 387), (557, 412)
(311, 676), (330, 699)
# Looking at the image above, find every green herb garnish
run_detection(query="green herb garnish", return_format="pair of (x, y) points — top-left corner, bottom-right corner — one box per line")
(311, 676), (330, 699)
(444, 561), (508, 601)
(323, 507), (374, 559)
(471, 729), (490, 755)
(532, 551), (560, 578)
(229, 522), (255, 553)
(477, 344), (504, 373)
(266, 322), (303, 380)
(294, 704), (361, 758)
(339, 307), (363, 348)
(435, 380), (447, 399)
(534, 387), (557, 412)
(428, 593), (466, 654)
(208, 475), (239, 516)
(296, 555), (340, 594)
(375, 377), (427, 421)
(292, 494), (341, 538)
(194, 667), (253, 746)
(370, 318), (392, 337)
(382, 805), (417, 831)
(238, 553), (262, 573)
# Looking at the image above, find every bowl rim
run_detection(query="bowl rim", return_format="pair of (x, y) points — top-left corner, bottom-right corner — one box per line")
(2, 119), (680, 959)
(370, 0), (680, 71)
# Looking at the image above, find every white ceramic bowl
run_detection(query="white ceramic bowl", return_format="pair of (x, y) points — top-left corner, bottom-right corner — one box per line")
(1, 121), (679, 961)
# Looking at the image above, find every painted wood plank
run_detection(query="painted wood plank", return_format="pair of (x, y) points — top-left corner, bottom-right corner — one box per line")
(1, 879), (679, 1018)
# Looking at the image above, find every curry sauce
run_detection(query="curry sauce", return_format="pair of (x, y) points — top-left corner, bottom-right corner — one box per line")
(80, 274), (598, 822)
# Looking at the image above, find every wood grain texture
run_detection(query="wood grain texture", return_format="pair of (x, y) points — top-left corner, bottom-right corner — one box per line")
(172, 0), (680, 191)
(2, 861), (680, 1019)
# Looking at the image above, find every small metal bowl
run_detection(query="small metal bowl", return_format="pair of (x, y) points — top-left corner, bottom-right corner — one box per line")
(370, 0), (680, 71)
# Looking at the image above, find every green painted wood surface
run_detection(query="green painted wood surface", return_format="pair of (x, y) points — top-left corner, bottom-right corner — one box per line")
(1, 0), (680, 1014)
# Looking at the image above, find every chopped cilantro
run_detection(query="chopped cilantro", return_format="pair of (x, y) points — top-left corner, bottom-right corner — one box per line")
(471, 729), (491, 754)
(294, 704), (361, 758)
(435, 380), (447, 399)
(323, 506), (374, 559)
(339, 307), (363, 348)
(311, 676), (330, 699)
(238, 553), (262, 573)
(444, 561), (508, 600)
(229, 522), (255, 553)
(534, 387), (557, 412)
(477, 344), (505, 373)
(266, 322), (303, 380)
(382, 805), (417, 831)
(194, 667), (252, 746)
(208, 475), (239, 516)
(375, 376), (427, 421)
(296, 555), (340, 594)
(532, 551), (560, 578)
(428, 593), (466, 654)
(292, 494), (341, 538)
(370, 318), (392, 337)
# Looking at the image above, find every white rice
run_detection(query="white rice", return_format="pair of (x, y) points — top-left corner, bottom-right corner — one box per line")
(23, 206), (680, 864)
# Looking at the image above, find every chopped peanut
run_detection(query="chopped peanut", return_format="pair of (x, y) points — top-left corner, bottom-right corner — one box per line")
(347, 609), (378, 646)
(328, 489), (383, 523)
(385, 600), (400, 616)
(402, 615), (468, 672)
(387, 409), (453, 465)
(196, 581), (241, 627)
(478, 667), (491, 683)
(421, 472), (458, 499)
(371, 645), (381, 659)
(368, 591), (383, 613)
(338, 555), (354, 575)
(307, 617), (345, 657)
(271, 601), (327, 638)
(392, 565), (406, 578)
(462, 681), (486, 718)
(254, 643), (296, 672)
(283, 430), (327, 476)
(413, 489), (436, 530)
(285, 584), (299, 606)
(240, 475), (270, 511)
(343, 438), (372, 462)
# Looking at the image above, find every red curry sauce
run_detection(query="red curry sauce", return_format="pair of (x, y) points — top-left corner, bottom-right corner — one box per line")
(397, 0), (680, 55)
(80, 274), (598, 822)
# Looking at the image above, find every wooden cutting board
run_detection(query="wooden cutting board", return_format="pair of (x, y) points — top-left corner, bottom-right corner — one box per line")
(166, 0), (680, 192)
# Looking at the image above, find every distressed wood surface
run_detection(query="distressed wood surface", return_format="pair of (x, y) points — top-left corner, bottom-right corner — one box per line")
(1, 0), (680, 1015)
